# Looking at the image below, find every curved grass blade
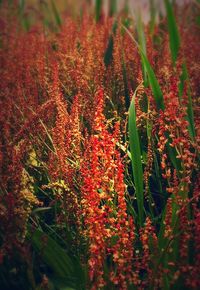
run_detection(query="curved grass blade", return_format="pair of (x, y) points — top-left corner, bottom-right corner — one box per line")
(135, 11), (148, 87)
(164, 0), (180, 65)
(140, 50), (165, 110)
(124, 25), (181, 173)
(30, 229), (74, 277)
(28, 229), (85, 289)
(128, 85), (144, 226)
(122, 25), (164, 111)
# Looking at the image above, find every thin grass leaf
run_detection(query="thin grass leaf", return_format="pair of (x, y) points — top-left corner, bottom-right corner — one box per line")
(95, 0), (102, 22)
(39, 118), (57, 154)
(122, 49), (130, 109)
(135, 11), (148, 87)
(166, 140), (181, 173)
(28, 229), (86, 289)
(149, 0), (156, 34)
(104, 20), (117, 67)
(109, 0), (117, 17)
(22, 16), (30, 31)
(187, 91), (195, 140)
(18, 0), (30, 31)
(116, 142), (132, 160)
(158, 206), (167, 249)
(51, 0), (62, 27)
(19, 0), (25, 13)
(164, 0), (180, 65)
(196, 15), (200, 27)
(124, 25), (182, 176)
(140, 50), (165, 110)
(178, 65), (187, 99)
(31, 207), (52, 215)
(165, 0), (195, 138)
(29, 229), (74, 278)
(180, 62), (195, 139)
(50, 277), (76, 290)
(122, 25), (165, 111)
(128, 85), (144, 226)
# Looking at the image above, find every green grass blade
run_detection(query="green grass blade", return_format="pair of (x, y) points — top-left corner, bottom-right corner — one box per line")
(187, 92), (195, 140)
(19, 0), (25, 12)
(104, 20), (117, 67)
(128, 85), (144, 226)
(166, 140), (181, 173)
(122, 49), (130, 109)
(109, 0), (117, 17)
(181, 62), (195, 139)
(51, 0), (62, 27)
(140, 50), (165, 110)
(164, 0), (180, 65)
(50, 277), (76, 290)
(18, 0), (30, 31)
(95, 0), (102, 22)
(140, 53), (182, 172)
(28, 229), (86, 290)
(122, 25), (164, 110)
(124, 25), (182, 176)
(158, 206), (167, 248)
(28, 229), (85, 289)
(30, 229), (74, 277)
(104, 36), (113, 67)
(135, 11), (148, 87)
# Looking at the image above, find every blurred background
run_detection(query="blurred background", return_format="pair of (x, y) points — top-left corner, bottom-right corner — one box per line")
(15, 0), (192, 22)
(0, 0), (194, 33)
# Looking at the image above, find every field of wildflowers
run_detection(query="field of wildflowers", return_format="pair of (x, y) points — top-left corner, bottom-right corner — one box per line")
(0, 0), (199, 289)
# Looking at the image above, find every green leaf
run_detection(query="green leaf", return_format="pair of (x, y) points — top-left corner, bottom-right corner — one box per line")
(187, 92), (195, 140)
(140, 50), (165, 110)
(123, 25), (182, 174)
(158, 206), (167, 249)
(104, 20), (117, 67)
(31, 207), (52, 215)
(196, 15), (200, 27)
(179, 62), (196, 139)
(164, 0), (180, 65)
(136, 11), (148, 87)
(166, 140), (181, 173)
(50, 277), (76, 290)
(51, 0), (62, 27)
(128, 86), (144, 226)
(109, 0), (117, 17)
(122, 50), (130, 109)
(95, 0), (102, 22)
(30, 229), (74, 277)
(19, 0), (25, 13)
(122, 24), (164, 111)
(28, 229), (85, 289)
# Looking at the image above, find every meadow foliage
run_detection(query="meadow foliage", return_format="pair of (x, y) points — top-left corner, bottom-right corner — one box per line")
(0, 1), (199, 289)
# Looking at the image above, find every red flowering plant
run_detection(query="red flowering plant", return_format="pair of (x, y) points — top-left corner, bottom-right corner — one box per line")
(80, 89), (135, 289)
(0, 1), (199, 290)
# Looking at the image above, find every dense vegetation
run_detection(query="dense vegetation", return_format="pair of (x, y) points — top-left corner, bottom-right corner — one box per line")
(0, 1), (199, 289)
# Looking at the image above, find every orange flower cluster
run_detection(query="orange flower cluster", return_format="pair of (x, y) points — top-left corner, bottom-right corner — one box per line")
(81, 90), (135, 289)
